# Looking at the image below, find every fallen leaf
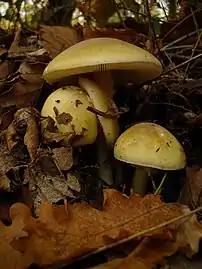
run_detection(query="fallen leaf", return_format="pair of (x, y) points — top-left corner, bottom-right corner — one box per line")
(25, 149), (74, 214)
(91, 239), (178, 269)
(40, 25), (81, 59)
(77, 0), (116, 26)
(0, 189), (200, 269)
(0, 62), (44, 108)
(52, 146), (73, 171)
(179, 167), (202, 208)
(0, 174), (10, 192)
(6, 108), (39, 161)
(0, 134), (20, 176)
(175, 209), (202, 257)
(0, 106), (16, 131)
(41, 116), (76, 144)
(84, 26), (140, 45)
(66, 172), (81, 192)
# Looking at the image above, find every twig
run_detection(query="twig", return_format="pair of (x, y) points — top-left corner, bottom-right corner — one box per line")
(185, 21), (202, 74)
(163, 53), (202, 74)
(87, 106), (129, 118)
(72, 205), (202, 263)
(149, 102), (192, 112)
(161, 29), (202, 52)
(163, 9), (200, 41)
(111, 0), (126, 28)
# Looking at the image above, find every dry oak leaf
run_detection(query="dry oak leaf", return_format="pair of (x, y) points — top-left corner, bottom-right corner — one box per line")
(52, 146), (73, 171)
(0, 62), (44, 108)
(91, 239), (179, 269)
(0, 189), (200, 269)
(84, 26), (140, 45)
(179, 167), (202, 208)
(6, 108), (39, 161)
(40, 25), (82, 59)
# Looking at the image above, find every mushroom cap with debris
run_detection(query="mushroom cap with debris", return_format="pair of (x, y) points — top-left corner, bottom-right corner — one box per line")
(114, 122), (186, 170)
(43, 37), (163, 84)
(41, 86), (98, 146)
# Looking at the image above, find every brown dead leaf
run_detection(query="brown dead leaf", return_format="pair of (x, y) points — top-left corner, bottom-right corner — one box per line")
(25, 149), (74, 214)
(179, 167), (202, 208)
(41, 116), (76, 144)
(0, 190), (200, 269)
(91, 239), (178, 269)
(40, 25), (81, 59)
(6, 108), (39, 161)
(0, 61), (44, 108)
(84, 26), (141, 45)
(56, 112), (73, 125)
(0, 174), (10, 191)
(77, 0), (116, 26)
(0, 134), (20, 175)
(175, 209), (202, 256)
(52, 146), (73, 171)
(0, 106), (16, 131)
(0, 60), (16, 93)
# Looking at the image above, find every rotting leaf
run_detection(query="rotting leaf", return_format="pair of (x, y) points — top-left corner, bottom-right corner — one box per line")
(90, 239), (178, 269)
(43, 130), (75, 144)
(26, 149), (74, 214)
(0, 61), (44, 108)
(77, 0), (116, 26)
(175, 209), (202, 257)
(84, 26), (142, 45)
(0, 174), (10, 192)
(56, 112), (73, 125)
(6, 108), (39, 161)
(0, 189), (200, 269)
(0, 134), (20, 176)
(179, 167), (202, 208)
(66, 172), (81, 192)
(40, 25), (81, 59)
(52, 146), (73, 171)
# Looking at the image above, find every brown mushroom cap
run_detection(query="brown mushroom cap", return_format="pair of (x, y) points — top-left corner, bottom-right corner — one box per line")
(43, 37), (162, 84)
(114, 122), (186, 170)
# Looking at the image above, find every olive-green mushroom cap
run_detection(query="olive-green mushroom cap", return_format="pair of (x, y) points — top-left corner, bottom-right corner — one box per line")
(41, 86), (98, 146)
(114, 122), (186, 170)
(43, 37), (162, 84)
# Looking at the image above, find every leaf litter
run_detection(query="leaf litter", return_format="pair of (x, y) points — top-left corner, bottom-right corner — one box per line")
(0, 189), (202, 269)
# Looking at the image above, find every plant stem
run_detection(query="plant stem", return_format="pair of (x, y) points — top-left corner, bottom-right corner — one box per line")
(93, 71), (115, 98)
(132, 166), (149, 195)
(96, 132), (113, 186)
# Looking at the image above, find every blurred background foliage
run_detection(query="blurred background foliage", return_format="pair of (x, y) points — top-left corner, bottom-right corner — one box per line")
(0, 0), (200, 34)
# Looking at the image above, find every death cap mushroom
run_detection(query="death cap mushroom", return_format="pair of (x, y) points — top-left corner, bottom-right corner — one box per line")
(114, 122), (186, 170)
(43, 37), (162, 84)
(41, 86), (98, 146)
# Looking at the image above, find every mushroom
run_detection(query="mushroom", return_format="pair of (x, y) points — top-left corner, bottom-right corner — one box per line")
(79, 77), (119, 185)
(41, 86), (98, 146)
(114, 122), (186, 195)
(43, 37), (163, 98)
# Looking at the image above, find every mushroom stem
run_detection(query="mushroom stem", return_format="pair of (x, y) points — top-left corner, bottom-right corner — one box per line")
(93, 71), (115, 98)
(96, 131), (113, 186)
(132, 166), (149, 195)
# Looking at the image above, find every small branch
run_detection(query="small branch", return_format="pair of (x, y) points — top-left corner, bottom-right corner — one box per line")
(163, 9), (200, 41)
(87, 106), (129, 118)
(163, 53), (202, 74)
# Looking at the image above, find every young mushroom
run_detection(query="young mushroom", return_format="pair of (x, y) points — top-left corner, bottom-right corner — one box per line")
(41, 86), (98, 146)
(114, 122), (186, 195)
(43, 37), (163, 98)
